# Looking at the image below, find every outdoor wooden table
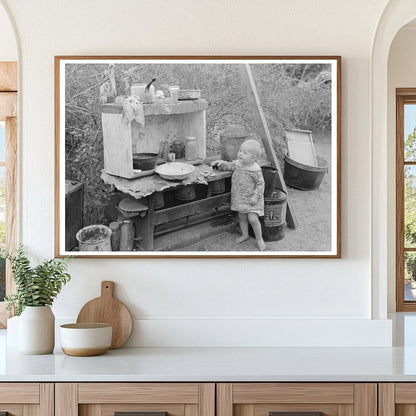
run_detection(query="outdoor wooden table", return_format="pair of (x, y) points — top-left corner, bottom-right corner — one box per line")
(102, 164), (232, 250)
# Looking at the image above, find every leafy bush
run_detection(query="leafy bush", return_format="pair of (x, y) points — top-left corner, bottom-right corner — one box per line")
(3, 246), (71, 315)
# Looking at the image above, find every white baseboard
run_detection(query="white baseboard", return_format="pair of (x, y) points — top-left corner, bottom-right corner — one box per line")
(54, 317), (392, 348)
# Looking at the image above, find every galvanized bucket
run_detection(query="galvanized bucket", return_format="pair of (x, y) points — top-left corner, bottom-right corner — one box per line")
(262, 188), (287, 242)
(76, 225), (112, 251)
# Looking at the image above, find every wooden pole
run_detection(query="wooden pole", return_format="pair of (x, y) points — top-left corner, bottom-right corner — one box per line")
(5, 117), (17, 298)
(239, 63), (297, 228)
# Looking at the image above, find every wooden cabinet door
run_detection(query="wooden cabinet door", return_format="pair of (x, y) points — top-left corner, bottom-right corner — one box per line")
(217, 383), (377, 416)
(55, 383), (215, 416)
(379, 383), (416, 416)
(0, 383), (53, 416)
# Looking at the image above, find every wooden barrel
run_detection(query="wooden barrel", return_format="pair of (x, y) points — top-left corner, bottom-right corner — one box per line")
(175, 184), (196, 201)
(212, 178), (225, 194)
(153, 192), (165, 209)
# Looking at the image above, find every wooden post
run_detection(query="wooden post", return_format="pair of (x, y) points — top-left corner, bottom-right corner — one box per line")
(141, 193), (156, 250)
(239, 64), (297, 228)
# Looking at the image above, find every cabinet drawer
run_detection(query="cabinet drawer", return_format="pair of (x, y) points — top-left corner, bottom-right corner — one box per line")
(78, 383), (200, 404)
(217, 383), (376, 416)
(0, 383), (39, 403)
(56, 383), (215, 416)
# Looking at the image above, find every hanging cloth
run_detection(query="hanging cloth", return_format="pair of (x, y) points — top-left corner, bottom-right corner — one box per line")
(122, 95), (145, 126)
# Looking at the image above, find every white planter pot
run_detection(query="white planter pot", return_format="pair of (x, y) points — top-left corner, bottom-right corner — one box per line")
(19, 306), (55, 354)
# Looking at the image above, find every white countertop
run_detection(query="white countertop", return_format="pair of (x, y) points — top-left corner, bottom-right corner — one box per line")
(2, 345), (416, 382)
(2, 313), (416, 382)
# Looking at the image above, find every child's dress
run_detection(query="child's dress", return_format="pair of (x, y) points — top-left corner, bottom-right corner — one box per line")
(221, 160), (265, 216)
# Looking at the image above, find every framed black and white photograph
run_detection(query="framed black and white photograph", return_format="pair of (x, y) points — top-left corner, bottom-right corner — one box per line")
(55, 56), (341, 258)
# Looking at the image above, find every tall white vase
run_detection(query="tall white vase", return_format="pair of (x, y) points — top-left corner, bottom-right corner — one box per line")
(19, 306), (55, 354)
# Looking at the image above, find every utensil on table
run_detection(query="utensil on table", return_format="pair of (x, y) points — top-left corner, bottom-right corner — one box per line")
(145, 78), (156, 93)
(76, 281), (133, 349)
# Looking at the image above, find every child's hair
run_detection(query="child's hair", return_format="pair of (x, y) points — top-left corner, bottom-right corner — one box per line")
(242, 139), (262, 158)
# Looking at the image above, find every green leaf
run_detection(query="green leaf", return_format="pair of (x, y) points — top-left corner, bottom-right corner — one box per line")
(5, 245), (71, 315)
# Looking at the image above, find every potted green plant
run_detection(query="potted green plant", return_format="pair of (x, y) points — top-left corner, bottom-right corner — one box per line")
(4, 246), (71, 354)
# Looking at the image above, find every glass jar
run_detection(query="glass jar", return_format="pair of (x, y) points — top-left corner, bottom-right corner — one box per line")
(120, 220), (135, 251)
(109, 221), (121, 251)
(185, 136), (198, 161)
(161, 141), (169, 161)
(171, 139), (185, 159)
(169, 85), (180, 103)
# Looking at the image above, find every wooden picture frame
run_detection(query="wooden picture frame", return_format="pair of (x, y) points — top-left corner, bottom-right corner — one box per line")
(55, 56), (341, 258)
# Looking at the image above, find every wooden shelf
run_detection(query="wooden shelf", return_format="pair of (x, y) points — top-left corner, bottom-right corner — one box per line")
(102, 99), (208, 115)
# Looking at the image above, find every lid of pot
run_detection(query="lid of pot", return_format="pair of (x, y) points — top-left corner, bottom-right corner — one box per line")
(118, 197), (148, 213)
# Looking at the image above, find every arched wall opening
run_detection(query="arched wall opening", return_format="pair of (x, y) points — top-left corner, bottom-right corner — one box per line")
(371, 0), (416, 319)
(387, 19), (416, 313)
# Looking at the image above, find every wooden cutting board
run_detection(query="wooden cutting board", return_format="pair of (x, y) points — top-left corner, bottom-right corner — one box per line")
(76, 281), (133, 349)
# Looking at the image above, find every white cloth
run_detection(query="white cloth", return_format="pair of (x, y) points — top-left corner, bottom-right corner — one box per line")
(122, 95), (145, 126)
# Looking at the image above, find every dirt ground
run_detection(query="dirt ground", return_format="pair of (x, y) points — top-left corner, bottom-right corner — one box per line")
(179, 133), (333, 253)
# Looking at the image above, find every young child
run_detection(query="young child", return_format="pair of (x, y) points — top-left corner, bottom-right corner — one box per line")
(212, 139), (266, 251)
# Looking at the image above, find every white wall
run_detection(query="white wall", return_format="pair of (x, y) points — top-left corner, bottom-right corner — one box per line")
(0, 0), (393, 347)
(387, 26), (416, 312)
(0, 3), (16, 61)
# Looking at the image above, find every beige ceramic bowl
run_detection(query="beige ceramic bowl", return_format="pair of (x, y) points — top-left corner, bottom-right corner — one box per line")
(60, 323), (112, 357)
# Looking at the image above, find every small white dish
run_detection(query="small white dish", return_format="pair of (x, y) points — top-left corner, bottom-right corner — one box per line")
(155, 162), (195, 181)
(60, 323), (112, 357)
